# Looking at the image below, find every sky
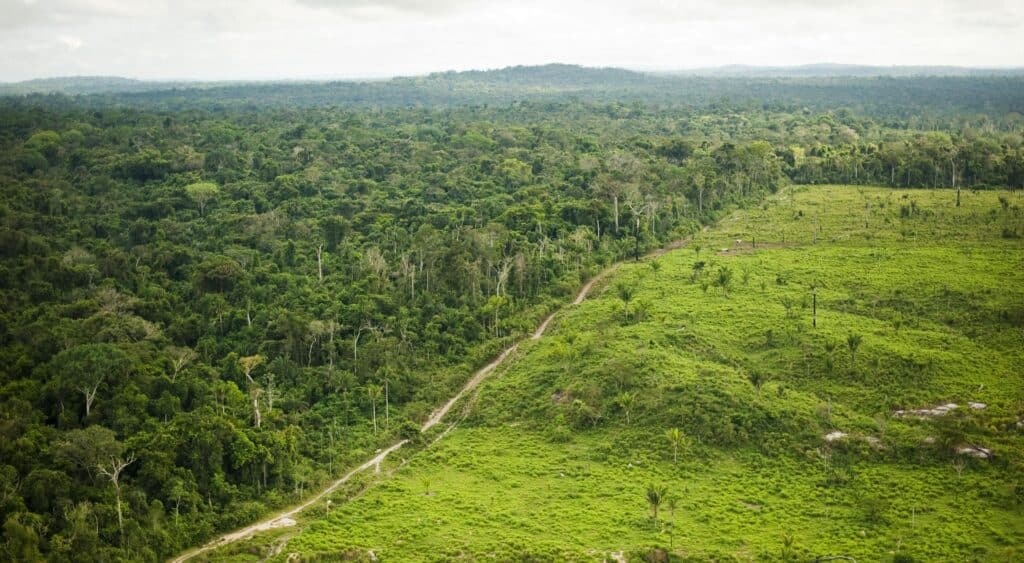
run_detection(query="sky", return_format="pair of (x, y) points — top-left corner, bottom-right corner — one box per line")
(1, 0), (1022, 81)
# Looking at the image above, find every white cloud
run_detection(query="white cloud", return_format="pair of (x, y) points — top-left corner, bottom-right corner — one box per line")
(0, 0), (1021, 81)
(57, 34), (82, 50)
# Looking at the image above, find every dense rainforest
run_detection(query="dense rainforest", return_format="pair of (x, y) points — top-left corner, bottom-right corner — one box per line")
(0, 67), (1022, 560)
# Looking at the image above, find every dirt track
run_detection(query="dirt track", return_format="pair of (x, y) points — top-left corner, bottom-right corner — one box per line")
(169, 233), (695, 562)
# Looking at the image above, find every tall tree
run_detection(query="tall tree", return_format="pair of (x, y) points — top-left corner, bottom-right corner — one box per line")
(664, 427), (690, 464)
(97, 453), (136, 543)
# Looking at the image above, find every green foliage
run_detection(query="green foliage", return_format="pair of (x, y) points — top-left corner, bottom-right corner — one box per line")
(646, 483), (667, 522)
(276, 186), (1023, 562)
(1, 92), (796, 559)
(0, 70), (1021, 561)
(184, 181), (219, 216)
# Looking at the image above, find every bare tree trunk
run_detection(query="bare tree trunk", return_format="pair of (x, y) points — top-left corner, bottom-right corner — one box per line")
(813, 287), (818, 328)
(251, 388), (262, 428)
(634, 216), (641, 261)
(266, 374), (275, 411)
(613, 194), (620, 233)
(953, 160), (961, 207)
(98, 454), (136, 545)
(80, 383), (100, 418)
(316, 243), (324, 282)
(328, 325), (335, 369)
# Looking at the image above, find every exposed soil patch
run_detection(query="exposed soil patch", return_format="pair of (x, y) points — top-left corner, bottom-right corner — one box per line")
(956, 444), (992, 458)
(894, 402), (959, 418)
(266, 518), (297, 530)
(864, 436), (885, 450)
(551, 390), (573, 404)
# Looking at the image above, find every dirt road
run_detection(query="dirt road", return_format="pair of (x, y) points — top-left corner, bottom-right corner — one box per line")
(169, 233), (694, 562)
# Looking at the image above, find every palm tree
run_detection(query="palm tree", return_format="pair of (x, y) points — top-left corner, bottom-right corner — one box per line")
(846, 333), (863, 364)
(615, 392), (636, 425)
(665, 495), (679, 548)
(646, 484), (667, 523)
(664, 427), (689, 464)
(823, 339), (838, 374)
(690, 260), (706, 283)
(617, 282), (635, 307)
(715, 265), (733, 297)
(823, 339), (838, 356)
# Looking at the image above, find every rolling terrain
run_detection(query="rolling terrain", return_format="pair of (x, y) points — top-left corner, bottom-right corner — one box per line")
(209, 186), (1024, 562)
(2, 66), (1023, 561)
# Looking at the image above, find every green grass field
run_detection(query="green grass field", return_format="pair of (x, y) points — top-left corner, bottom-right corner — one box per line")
(208, 186), (1024, 562)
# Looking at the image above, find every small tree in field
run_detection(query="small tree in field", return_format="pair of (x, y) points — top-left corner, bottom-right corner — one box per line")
(715, 265), (734, 297)
(616, 282), (635, 308)
(846, 333), (863, 365)
(690, 260), (706, 283)
(646, 483), (667, 524)
(748, 372), (769, 396)
(666, 495), (679, 548)
(616, 282), (636, 322)
(823, 339), (838, 374)
(664, 427), (691, 464)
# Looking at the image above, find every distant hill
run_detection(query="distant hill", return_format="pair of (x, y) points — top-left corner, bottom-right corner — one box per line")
(420, 63), (655, 87)
(2, 64), (1023, 117)
(670, 63), (1024, 77)
(5, 64), (1023, 97)
(0, 76), (187, 95)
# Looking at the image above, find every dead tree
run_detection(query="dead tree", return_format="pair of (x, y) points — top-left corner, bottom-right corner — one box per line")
(97, 453), (136, 542)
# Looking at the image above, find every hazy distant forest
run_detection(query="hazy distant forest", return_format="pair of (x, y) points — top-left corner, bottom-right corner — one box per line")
(0, 66), (1022, 561)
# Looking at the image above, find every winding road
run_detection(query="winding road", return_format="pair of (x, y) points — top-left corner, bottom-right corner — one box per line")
(170, 234), (693, 562)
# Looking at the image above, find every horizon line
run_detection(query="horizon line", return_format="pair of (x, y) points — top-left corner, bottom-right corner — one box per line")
(4, 62), (1024, 85)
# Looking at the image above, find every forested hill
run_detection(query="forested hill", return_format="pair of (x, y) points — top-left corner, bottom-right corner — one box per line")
(0, 71), (1022, 561)
(0, 77), (189, 96)
(669, 63), (1024, 77)
(3, 65), (1024, 117)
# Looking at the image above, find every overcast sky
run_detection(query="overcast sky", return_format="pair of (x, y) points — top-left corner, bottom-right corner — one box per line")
(1, 0), (1022, 81)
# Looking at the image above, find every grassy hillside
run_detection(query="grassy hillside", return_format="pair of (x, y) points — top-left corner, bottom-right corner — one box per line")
(209, 186), (1023, 562)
